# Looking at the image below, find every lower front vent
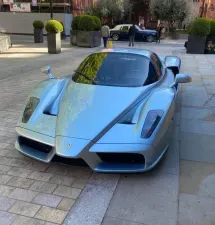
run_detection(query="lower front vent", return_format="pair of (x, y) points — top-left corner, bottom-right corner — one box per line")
(97, 153), (145, 164)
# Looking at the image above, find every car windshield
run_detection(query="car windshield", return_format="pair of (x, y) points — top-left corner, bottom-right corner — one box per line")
(73, 52), (150, 87)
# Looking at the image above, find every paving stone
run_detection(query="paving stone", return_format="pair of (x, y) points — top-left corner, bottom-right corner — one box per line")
(57, 198), (75, 211)
(0, 149), (11, 156)
(0, 196), (16, 211)
(0, 156), (11, 165)
(64, 184), (114, 225)
(179, 193), (215, 225)
(8, 167), (32, 178)
(7, 177), (34, 189)
(0, 174), (12, 184)
(8, 188), (38, 202)
(102, 217), (145, 225)
(106, 173), (178, 225)
(7, 158), (30, 168)
(88, 173), (120, 191)
(180, 107), (215, 120)
(0, 210), (17, 225)
(6, 150), (31, 161)
(11, 215), (45, 225)
(49, 175), (76, 186)
(180, 131), (215, 163)
(45, 223), (58, 225)
(71, 179), (88, 189)
(32, 193), (62, 208)
(9, 201), (41, 217)
(67, 167), (92, 179)
(28, 171), (53, 182)
(46, 164), (70, 175)
(35, 206), (68, 224)
(26, 161), (50, 172)
(181, 118), (215, 135)
(53, 185), (82, 199)
(181, 94), (208, 107)
(180, 160), (215, 198)
(0, 184), (15, 196)
(30, 181), (57, 194)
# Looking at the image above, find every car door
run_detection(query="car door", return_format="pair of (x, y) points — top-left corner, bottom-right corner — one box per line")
(120, 26), (130, 40)
(134, 26), (144, 41)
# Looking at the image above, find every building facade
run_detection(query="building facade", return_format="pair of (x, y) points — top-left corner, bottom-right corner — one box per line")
(198, 0), (215, 18)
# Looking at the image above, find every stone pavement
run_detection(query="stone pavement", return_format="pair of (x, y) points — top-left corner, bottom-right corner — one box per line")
(0, 39), (215, 225)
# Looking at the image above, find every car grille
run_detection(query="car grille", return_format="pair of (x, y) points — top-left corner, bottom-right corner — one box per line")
(19, 136), (52, 153)
(96, 153), (145, 164)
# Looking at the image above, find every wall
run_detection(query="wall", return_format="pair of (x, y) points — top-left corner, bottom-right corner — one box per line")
(0, 12), (72, 35)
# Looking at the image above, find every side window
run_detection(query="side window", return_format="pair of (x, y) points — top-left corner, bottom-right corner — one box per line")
(151, 53), (162, 78)
(121, 26), (129, 31)
(144, 62), (158, 85)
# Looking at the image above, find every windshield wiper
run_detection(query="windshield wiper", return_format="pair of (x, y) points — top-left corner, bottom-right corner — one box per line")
(74, 70), (97, 85)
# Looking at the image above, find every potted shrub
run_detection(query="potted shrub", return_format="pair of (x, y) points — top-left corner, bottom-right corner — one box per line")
(45, 20), (63, 54)
(76, 15), (101, 48)
(33, 20), (44, 43)
(207, 20), (215, 44)
(70, 15), (81, 45)
(187, 18), (210, 54)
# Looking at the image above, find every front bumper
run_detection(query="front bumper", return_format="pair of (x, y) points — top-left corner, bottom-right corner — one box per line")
(15, 127), (169, 173)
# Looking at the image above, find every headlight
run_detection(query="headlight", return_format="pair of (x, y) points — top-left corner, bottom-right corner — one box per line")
(141, 110), (164, 139)
(22, 97), (40, 123)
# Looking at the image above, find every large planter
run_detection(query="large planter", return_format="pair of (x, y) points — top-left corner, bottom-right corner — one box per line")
(34, 29), (43, 43)
(187, 35), (207, 54)
(47, 33), (61, 54)
(76, 31), (101, 48)
(70, 30), (78, 45)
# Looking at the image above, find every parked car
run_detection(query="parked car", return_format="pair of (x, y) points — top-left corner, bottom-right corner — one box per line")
(15, 48), (191, 173)
(110, 24), (158, 42)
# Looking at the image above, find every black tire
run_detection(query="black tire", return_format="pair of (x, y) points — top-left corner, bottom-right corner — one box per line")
(112, 34), (119, 41)
(146, 35), (154, 43)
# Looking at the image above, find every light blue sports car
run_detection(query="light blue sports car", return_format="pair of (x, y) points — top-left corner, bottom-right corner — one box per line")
(15, 48), (191, 173)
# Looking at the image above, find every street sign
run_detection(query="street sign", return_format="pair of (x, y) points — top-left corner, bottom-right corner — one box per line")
(10, 3), (31, 12)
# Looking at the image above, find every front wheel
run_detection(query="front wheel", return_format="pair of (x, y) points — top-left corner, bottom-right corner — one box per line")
(146, 35), (154, 43)
(112, 34), (119, 41)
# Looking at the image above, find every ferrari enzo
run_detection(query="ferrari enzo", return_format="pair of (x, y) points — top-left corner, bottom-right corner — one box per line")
(15, 48), (191, 173)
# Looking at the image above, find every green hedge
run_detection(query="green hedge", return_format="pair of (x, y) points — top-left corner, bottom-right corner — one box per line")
(33, 20), (44, 29)
(92, 16), (101, 31)
(71, 15), (81, 30)
(210, 20), (215, 36)
(71, 15), (101, 31)
(45, 20), (63, 33)
(188, 18), (210, 36)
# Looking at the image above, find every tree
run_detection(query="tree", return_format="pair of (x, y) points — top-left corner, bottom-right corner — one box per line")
(85, 0), (133, 25)
(150, 0), (189, 30)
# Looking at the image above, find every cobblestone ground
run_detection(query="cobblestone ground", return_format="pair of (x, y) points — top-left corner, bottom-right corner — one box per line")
(0, 40), (215, 225)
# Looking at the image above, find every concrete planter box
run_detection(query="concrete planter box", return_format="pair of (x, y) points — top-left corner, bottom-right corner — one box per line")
(34, 29), (44, 43)
(76, 31), (101, 48)
(187, 35), (207, 54)
(47, 33), (61, 54)
(70, 30), (78, 45)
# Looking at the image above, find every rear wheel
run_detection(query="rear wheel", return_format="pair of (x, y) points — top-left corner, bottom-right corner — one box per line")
(112, 34), (119, 41)
(146, 35), (154, 43)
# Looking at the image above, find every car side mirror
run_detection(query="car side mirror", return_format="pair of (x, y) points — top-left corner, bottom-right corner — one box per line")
(170, 74), (192, 88)
(41, 65), (54, 79)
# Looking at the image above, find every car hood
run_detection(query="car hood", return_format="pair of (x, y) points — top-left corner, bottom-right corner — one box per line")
(56, 80), (149, 141)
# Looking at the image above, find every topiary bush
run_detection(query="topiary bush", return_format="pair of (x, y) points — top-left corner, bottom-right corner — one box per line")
(92, 16), (101, 31)
(33, 20), (44, 29)
(78, 15), (97, 31)
(188, 18), (210, 36)
(71, 15), (82, 30)
(45, 20), (63, 33)
(210, 19), (215, 36)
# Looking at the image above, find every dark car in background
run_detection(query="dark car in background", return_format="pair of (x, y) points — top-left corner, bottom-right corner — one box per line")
(110, 24), (157, 43)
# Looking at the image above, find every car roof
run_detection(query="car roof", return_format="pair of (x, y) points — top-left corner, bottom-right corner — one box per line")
(98, 48), (153, 59)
